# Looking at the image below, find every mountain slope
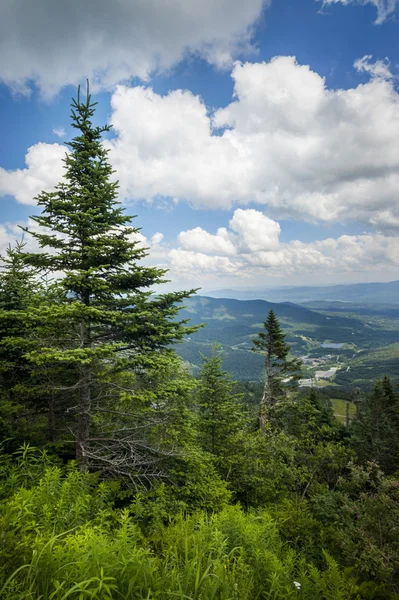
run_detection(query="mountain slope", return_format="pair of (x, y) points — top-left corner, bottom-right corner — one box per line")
(176, 296), (399, 382)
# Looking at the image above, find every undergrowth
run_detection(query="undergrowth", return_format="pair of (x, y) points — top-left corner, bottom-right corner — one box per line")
(0, 447), (391, 600)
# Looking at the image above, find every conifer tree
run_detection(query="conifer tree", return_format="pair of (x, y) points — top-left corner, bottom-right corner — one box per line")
(0, 241), (39, 396)
(271, 387), (337, 440)
(0, 241), (39, 441)
(351, 387), (363, 418)
(22, 83), (196, 465)
(196, 345), (246, 469)
(351, 376), (399, 474)
(0, 241), (46, 425)
(252, 309), (302, 430)
(0, 241), (66, 444)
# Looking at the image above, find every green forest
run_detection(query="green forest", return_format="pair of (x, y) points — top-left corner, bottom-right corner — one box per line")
(1, 88), (399, 600)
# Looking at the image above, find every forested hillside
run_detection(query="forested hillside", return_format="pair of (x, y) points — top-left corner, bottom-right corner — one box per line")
(1, 90), (399, 600)
(176, 296), (399, 387)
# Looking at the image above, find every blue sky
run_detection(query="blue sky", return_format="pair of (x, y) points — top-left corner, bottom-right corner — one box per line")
(0, 0), (398, 290)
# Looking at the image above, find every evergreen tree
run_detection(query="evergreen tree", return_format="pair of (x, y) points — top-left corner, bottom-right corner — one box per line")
(0, 241), (48, 443)
(272, 387), (337, 441)
(252, 309), (302, 430)
(350, 376), (399, 474)
(22, 83), (196, 467)
(0, 241), (39, 398)
(351, 387), (363, 418)
(196, 345), (246, 475)
(0, 242), (80, 446)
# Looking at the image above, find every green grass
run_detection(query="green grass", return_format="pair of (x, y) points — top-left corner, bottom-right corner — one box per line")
(315, 380), (338, 388)
(331, 399), (356, 424)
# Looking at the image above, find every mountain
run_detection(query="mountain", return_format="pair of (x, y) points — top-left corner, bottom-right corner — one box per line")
(206, 280), (399, 305)
(176, 296), (399, 384)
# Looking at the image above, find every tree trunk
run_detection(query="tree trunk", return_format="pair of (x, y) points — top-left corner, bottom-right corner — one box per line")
(76, 318), (91, 468)
(259, 352), (272, 431)
(345, 401), (350, 428)
(48, 393), (57, 443)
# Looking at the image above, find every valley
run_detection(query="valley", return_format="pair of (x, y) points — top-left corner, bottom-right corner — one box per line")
(177, 296), (399, 389)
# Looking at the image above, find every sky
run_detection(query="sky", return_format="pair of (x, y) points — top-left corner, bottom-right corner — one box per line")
(0, 0), (399, 292)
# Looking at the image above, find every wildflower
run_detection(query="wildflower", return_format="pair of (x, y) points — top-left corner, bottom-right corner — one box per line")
(293, 581), (301, 589)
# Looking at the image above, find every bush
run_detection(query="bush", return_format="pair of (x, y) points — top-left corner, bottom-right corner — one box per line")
(0, 461), (386, 599)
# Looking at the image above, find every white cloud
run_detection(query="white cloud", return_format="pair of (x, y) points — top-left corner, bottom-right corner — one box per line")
(1, 212), (398, 287)
(179, 226), (237, 256)
(0, 0), (269, 98)
(0, 218), (51, 256)
(53, 127), (66, 138)
(178, 209), (280, 255)
(106, 56), (399, 230)
(151, 232), (164, 245)
(169, 249), (238, 279)
(230, 209), (281, 252)
(320, 0), (397, 24)
(2, 56), (399, 231)
(0, 143), (66, 205)
(168, 209), (399, 282)
(354, 55), (393, 79)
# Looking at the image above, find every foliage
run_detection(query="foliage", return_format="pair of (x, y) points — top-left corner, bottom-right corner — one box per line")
(252, 309), (302, 428)
(16, 84), (197, 471)
(0, 242), (48, 446)
(0, 458), (386, 600)
(1, 86), (399, 599)
(310, 462), (399, 595)
(195, 345), (247, 474)
(350, 377), (399, 473)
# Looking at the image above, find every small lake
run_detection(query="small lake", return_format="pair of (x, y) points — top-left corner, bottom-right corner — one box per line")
(321, 343), (345, 349)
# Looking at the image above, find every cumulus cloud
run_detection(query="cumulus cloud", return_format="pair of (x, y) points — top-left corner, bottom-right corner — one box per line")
(179, 226), (237, 256)
(106, 56), (399, 229)
(169, 249), (237, 278)
(2, 56), (399, 230)
(319, 0), (398, 24)
(0, 218), (51, 256)
(1, 212), (398, 286)
(178, 210), (280, 255)
(169, 209), (399, 282)
(151, 232), (164, 245)
(0, 0), (269, 98)
(0, 143), (66, 205)
(229, 209), (281, 252)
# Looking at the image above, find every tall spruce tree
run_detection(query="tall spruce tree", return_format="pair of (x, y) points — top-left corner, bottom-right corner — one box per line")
(0, 241), (39, 397)
(0, 241), (78, 445)
(252, 309), (302, 430)
(196, 345), (246, 460)
(22, 83), (196, 466)
(351, 376), (399, 474)
(0, 241), (43, 442)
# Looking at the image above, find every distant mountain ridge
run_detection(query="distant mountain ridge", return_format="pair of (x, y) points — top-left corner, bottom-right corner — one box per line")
(178, 296), (380, 346)
(205, 280), (399, 305)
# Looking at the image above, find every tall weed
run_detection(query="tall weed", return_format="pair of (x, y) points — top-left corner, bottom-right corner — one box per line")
(0, 459), (392, 599)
